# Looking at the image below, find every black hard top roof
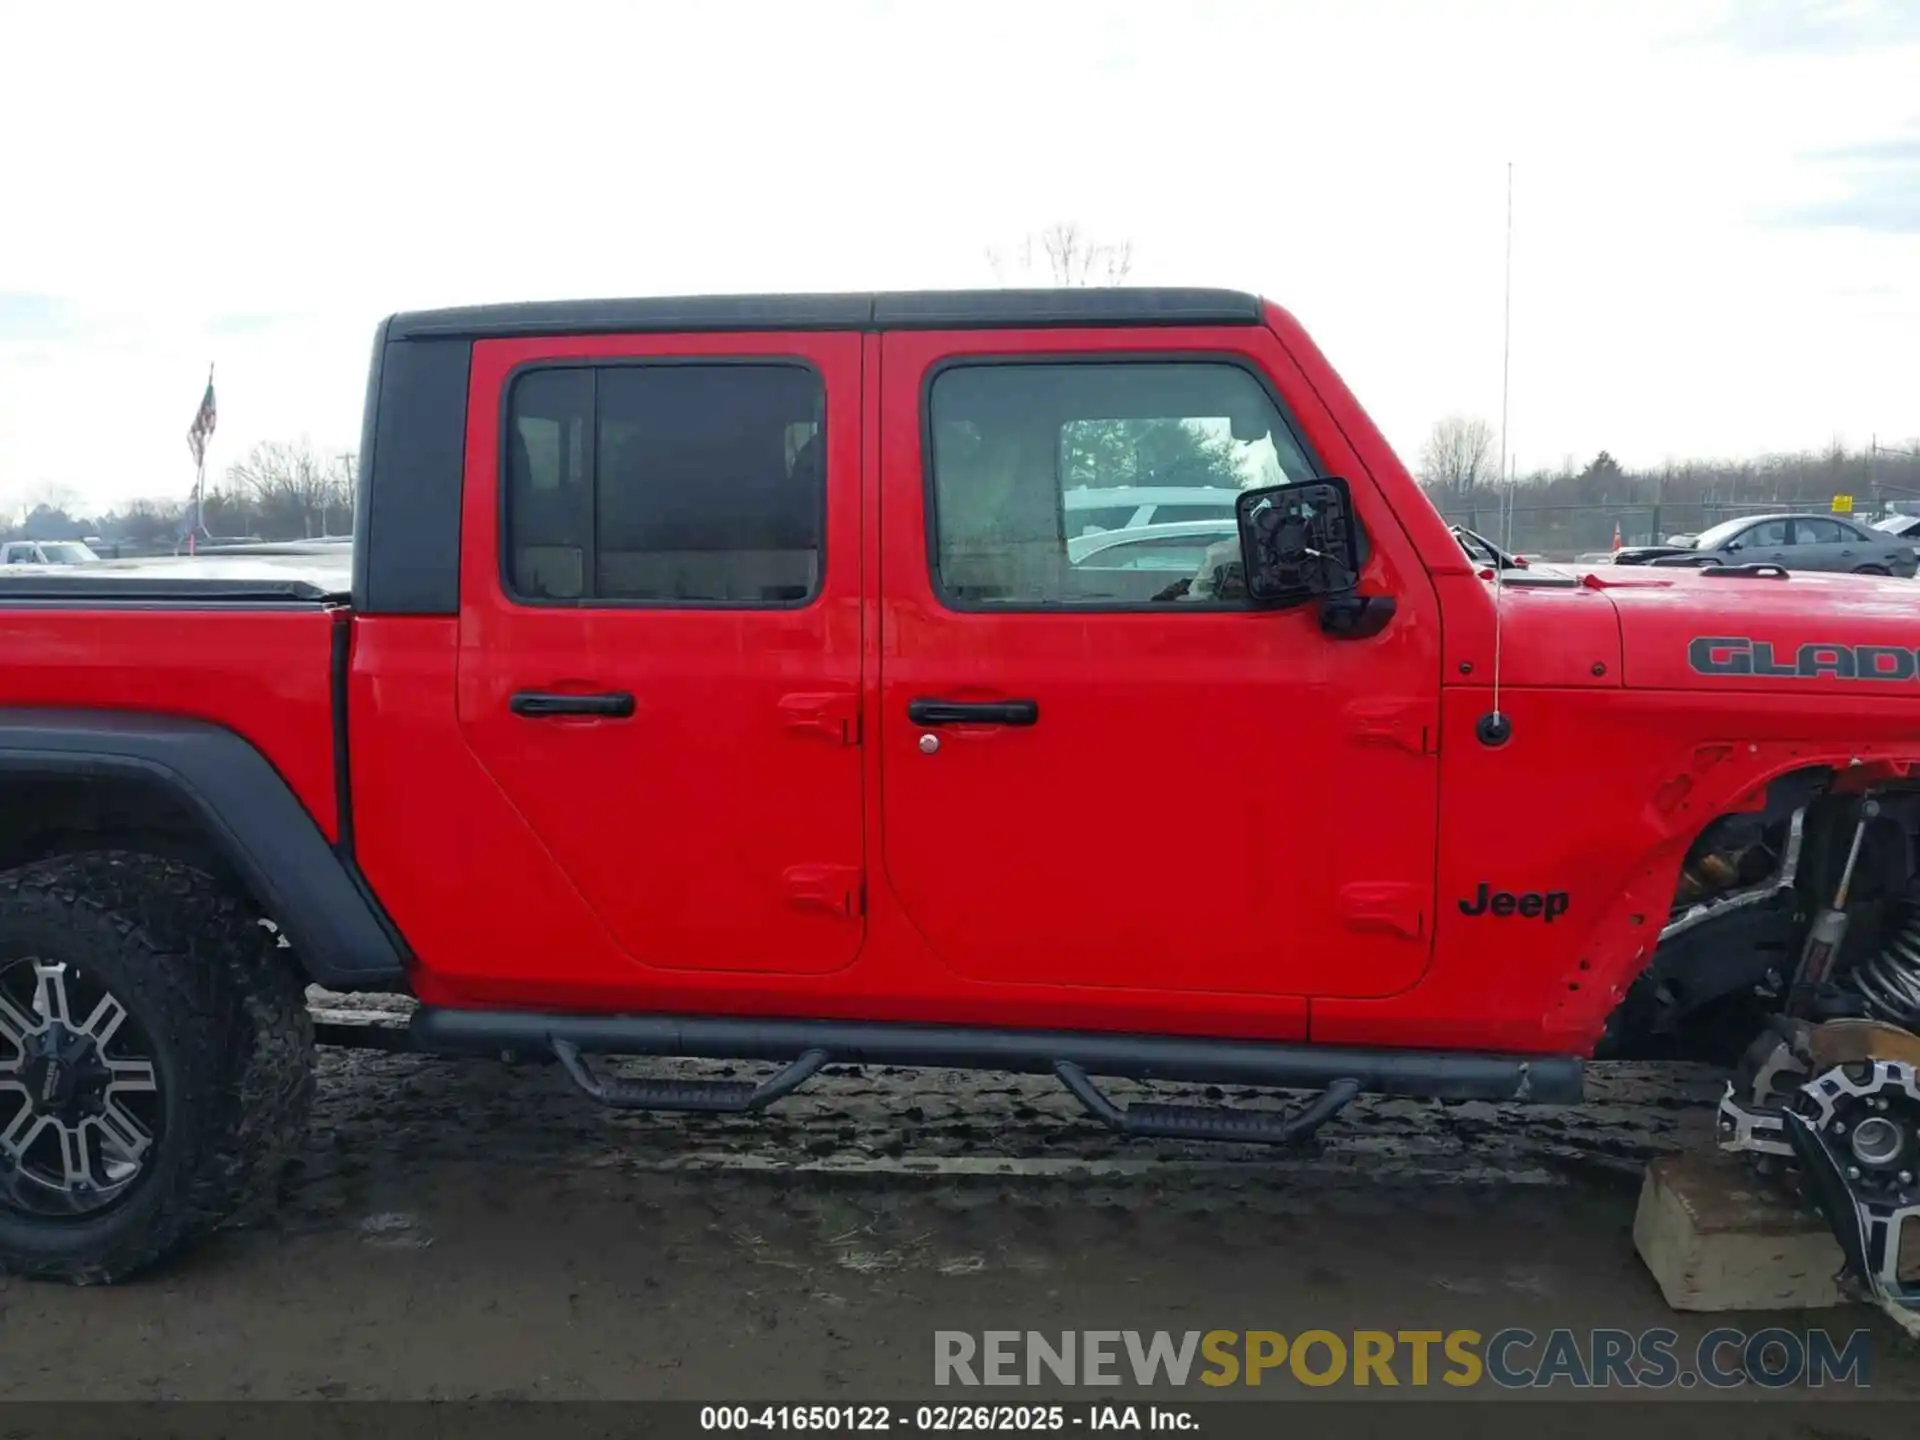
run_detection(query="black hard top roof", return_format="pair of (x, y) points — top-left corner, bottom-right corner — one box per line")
(385, 288), (1263, 342)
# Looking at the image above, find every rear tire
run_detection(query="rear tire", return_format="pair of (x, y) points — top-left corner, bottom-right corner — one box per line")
(0, 852), (313, 1283)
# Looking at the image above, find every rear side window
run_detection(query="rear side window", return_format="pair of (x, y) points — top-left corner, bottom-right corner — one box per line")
(1791, 518), (1848, 545)
(925, 361), (1316, 608)
(504, 363), (825, 605)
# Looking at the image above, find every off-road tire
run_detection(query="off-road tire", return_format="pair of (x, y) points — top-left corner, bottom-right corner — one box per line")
(0, 851), (313, 1283)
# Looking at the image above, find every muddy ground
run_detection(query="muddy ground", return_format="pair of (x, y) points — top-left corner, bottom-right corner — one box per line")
(1, 993), (1917, 1417)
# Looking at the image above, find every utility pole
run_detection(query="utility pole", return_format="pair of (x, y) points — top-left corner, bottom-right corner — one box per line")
(332, 452), (355, 539)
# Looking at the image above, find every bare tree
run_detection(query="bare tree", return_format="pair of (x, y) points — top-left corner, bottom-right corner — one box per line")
(1418, 416), (1500, 497)
(25, 481), (81, 517)
(222, 440), (355, 539)
(987, 222), (1134, 287)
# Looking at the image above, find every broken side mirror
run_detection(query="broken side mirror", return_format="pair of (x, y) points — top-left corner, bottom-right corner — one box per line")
(1235, 477), (1362, 604)
(1235, 477), (1394, 639)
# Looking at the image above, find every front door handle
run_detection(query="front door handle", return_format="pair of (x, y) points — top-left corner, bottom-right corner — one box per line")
(907, 698), (1039, 727)
(511, 690), (636, 718)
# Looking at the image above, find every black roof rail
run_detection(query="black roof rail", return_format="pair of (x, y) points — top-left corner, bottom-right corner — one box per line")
(384, 288), (1264, 341)
(1698, 563), (1791, 579)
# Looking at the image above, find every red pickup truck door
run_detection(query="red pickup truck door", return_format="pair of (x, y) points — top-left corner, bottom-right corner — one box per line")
(455, 331), (865, 976)
(877, 326), (1442, 1000)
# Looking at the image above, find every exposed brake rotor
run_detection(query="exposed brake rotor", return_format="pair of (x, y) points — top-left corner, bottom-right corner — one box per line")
(1719, 1019), (1920, 1322)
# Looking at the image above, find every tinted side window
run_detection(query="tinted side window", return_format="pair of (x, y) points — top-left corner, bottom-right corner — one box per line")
(504, 363), (825, 605)
(506, 369), (593, 599)
(926, 362), (1315, 608)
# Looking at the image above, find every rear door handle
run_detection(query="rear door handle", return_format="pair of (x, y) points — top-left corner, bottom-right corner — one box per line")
(907, 698), (1039, 727)
(511, 690), (636, 718)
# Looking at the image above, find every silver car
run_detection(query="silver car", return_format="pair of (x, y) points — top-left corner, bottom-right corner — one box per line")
(1648, 513), (1918, 577)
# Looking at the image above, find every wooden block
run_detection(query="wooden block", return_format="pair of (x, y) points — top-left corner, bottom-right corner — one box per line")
(1633, 1149), (1854, 1312)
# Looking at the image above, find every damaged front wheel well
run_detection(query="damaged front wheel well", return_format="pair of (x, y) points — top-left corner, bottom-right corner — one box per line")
(1600, 767), (1837, 1061)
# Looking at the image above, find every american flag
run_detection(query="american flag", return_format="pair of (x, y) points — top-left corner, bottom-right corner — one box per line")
(187, 367), (216, 466)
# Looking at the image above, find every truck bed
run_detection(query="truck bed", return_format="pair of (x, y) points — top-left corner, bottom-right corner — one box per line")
(0, 574), (346, 838)
(0, 548), (350, 604)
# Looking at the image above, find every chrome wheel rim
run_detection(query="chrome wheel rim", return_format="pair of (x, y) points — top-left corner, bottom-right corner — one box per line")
(0, 958), (161, 1216)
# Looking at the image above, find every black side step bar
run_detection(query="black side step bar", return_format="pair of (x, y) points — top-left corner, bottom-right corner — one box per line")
(407, 1008), (1581, 1105)
(550, 1038), (829, 1113)
(1053, 1061), (1360, 1144)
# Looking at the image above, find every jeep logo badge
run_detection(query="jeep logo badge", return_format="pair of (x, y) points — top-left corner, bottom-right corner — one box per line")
(1459, 884), (1569, 923)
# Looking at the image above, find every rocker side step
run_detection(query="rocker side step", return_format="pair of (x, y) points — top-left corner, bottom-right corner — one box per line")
(551, 1038), (829, 1113)
(1054, 1060), (1360, 1144)
(409, 1009), (1582, 1105)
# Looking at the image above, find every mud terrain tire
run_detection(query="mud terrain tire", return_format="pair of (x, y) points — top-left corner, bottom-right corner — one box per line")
(0, 852), (313, 1283)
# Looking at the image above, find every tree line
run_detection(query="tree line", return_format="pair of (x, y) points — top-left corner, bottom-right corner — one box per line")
(1418, 416), (1920, 553)
(8, 440), (355, 551)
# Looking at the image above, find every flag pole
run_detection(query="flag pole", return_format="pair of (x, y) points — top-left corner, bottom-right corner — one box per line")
(188, 362), (213, 556)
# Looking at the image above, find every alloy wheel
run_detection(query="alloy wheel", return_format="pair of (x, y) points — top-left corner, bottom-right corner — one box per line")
(0, 958), (162, 1216)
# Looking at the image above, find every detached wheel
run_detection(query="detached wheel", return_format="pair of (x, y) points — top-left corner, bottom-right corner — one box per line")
(0, 853), (313, 1283)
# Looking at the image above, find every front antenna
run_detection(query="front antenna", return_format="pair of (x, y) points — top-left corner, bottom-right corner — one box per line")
(1478, 160), (1515, 748)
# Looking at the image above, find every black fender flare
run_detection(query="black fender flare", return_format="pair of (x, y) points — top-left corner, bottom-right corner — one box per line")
(0, 708), (408, 989)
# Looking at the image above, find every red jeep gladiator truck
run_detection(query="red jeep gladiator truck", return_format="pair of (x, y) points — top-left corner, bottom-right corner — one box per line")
(1, 288), (1916, 1306)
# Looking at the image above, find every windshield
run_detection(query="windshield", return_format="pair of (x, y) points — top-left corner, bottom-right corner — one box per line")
(37, 542), (98, 563)
(1689, 518), (1760, 551)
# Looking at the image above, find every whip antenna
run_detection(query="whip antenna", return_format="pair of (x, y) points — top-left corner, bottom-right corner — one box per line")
(1478, 161), (1515, 748)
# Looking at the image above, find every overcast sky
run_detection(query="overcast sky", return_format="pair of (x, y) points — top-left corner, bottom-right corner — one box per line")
(2, 0), (1916, 512)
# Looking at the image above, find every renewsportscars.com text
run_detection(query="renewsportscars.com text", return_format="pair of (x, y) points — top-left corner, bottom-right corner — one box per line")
(933, 1328), (1874, 1390)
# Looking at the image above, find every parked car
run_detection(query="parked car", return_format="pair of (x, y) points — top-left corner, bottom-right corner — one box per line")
(1067, 518), (1236, 572)
(3, 287), (1920, 1316)
(1871, 512), (1920, 559)
(1619, 513), (1917, 576)
(1062, 485), (1242, 537)
(0, 540), (99, 567)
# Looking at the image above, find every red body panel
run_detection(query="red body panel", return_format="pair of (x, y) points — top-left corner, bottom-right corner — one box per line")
(0, 607), (340, 836)
(16, 299), (1920, 1061)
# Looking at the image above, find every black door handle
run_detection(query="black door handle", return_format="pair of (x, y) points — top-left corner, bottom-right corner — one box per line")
(511, 691), (636, 718)
(907, 698), (1039, 727)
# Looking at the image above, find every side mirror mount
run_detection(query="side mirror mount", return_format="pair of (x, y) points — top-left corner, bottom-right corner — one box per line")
(1236, 477), (1395, 639)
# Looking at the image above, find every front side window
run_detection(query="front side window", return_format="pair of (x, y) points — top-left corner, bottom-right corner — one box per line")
(1738, 520), (1789, 548)
(926, 362), (1316, 607)
(505, 363), (825, 605)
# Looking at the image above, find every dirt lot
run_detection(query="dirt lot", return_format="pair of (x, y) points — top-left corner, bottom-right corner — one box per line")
(2, 995), (1917, 1412)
